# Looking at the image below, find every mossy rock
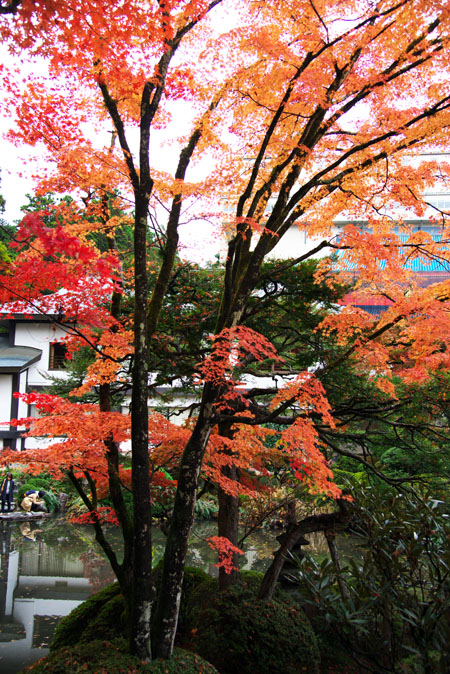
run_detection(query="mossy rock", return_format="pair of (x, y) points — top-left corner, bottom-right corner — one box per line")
(51, 582), (121, 650)
(187, 578), (320, 674)
(21, 640), (219, 673)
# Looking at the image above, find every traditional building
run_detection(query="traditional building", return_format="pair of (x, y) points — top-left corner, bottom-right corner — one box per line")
(0, 309), (68, 450)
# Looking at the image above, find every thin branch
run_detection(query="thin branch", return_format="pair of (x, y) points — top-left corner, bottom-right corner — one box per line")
(67, 468), (123, 581)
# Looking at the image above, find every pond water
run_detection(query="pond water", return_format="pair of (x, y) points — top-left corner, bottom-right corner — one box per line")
(0, 515), (354, 673)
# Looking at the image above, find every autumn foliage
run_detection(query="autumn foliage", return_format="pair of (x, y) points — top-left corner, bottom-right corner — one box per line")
(2, 0), (450, 661)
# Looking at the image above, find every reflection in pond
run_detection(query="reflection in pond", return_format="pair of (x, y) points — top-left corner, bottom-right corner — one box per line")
(0, 516), (355, 673)
(0, 518), (116, 674)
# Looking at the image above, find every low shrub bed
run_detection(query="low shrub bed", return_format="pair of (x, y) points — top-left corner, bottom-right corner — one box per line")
(185, 576), (320, 674)
(51, 565), (210, 650)
(22, 641), (219, 673)
(51, 582), (122, 650)
(48, 568), (320, 674)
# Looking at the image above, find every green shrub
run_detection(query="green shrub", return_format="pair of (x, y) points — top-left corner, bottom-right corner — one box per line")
(51, 565), (210, 651)
(78, 592), (127, 643)
(193, 498), (218, 520)
(17, 480), (51, 502)
(186, 577), (320, 674)
(238, 569), (289, 602)
(291, 483), (450, 673)
(22, 639), (137, 673)
(21, 641), (219, 673)
(144, 648), (219, 673)
(41, 490), (60, 512)
(51, 582), (121, 650)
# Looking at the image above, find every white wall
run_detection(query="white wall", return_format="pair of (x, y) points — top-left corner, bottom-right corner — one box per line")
(17, 370), (29, 422)
(0, 375), (12, 427)
(14, 322), (69, 387)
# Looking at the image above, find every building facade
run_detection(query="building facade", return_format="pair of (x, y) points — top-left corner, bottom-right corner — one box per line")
(0, 312), (68, 451)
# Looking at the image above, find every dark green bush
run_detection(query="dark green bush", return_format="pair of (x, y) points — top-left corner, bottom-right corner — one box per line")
(143, 648), (219, 673)
(22, 639), (138, 673)
(21, 640), (219, 673)
(291, 483), (450, 674)
(18, 480), (50, 503)
(49, 568), (319, 674)
(193, 498), (218, 520)
(78, 592), (127, 643)
(51, 566), (210, 651)
(51, 582), (121, 650)
(238, 569), (288, 602)
(186, 577), (320, 674)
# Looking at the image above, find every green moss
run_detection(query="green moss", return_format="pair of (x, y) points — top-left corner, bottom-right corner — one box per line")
(21, 639), (140, 673)
(239, 569), (288, 602)
(50, 565), (209, 651)
(187, 578), (320, 674)
(144, 648), (219, 673)
(79, 592), (127, 643)
(49, 568), (318, 674)
(21, 642), (219, 674)
(51, 582), (121, 650)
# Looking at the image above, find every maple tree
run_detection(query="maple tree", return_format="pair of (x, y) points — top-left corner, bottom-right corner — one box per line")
(1, 0), (450, 664)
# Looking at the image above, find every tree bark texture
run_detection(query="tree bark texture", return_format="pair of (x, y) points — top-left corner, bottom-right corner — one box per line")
(152, 388), (215, 658)
(130, 194), (154, 660)
(217, 422), (240, 590)
(258, 499), (353, 600)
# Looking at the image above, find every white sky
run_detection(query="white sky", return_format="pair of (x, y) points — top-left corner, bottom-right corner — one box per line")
(0, 91), (222, 263)
(0, 143), (38, 224)
(0, 2), (240, 265)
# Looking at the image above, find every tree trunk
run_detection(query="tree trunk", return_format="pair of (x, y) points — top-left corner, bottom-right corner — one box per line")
(258, 500), (353, 600)
(130, 194), (153, 660)
(218, 464), (240, 590)
(325, 530), (349, 601)
(152, 388), (215, 658)
(216, 420), (240, 590)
